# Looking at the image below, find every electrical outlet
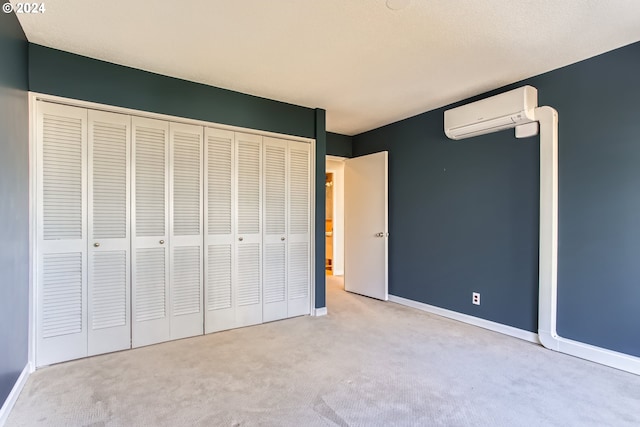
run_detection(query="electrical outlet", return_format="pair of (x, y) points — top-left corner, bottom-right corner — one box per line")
(472, 292), (480, 305)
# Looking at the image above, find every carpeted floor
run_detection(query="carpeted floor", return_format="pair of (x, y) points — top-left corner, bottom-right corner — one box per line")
(7, 276), (640, 426)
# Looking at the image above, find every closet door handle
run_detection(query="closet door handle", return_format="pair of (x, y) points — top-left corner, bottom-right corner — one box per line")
(238, 237), (244, 242)
(94, 242), (100, 247)
(159, 240), (165, 245)
(281, 237), (285, 241)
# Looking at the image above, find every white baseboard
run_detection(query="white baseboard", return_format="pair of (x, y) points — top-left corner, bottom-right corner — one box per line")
(0, 362), (31, 427)
(314, 307), (328, 317)
(388, 295), (539, 344)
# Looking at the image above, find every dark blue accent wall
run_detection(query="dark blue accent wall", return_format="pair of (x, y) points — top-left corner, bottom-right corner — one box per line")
(29, 43), (328, 311)
(353, 42), (640, 357)
(29, 44), (316, 139)
(315, 110), (327, 308)
(327, 132), (352, 158)
(0, 12), (30, 407)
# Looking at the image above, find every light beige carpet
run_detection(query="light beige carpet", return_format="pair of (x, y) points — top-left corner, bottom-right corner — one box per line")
(7, 276), (640, 426)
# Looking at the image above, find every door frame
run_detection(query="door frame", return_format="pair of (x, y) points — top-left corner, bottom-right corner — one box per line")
(28, 92), (317, 368)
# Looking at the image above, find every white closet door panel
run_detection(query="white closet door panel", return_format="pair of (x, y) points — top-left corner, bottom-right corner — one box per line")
(262, 137), (288, 322)
(134, 122), (167, 237)
(171, 245), (203, 338)
(204, 128), (235, 333)
(171, 124), (202, 236)
(235, 133), (263, 327)
(288, 140), (311, 317)
(87, 110), (131, 356)
(288, 242), (310, 316)
(205, 244), (235, 332)
(236, 133), (262, 239)
(263, 243), (286, 322)
(169, 122), (203, 339)
(36, 102), (88, 366)
(235, 243), (262, 327)
(132, 117), (170, 347)
(206, 129), (234, 236)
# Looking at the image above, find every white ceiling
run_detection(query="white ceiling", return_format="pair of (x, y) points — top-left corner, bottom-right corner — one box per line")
(13, 0), (640, 135)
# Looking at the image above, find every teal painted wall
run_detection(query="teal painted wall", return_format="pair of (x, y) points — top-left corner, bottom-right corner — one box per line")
(29, 44), (316, 139)
(353, 41), (640, 357)
(315, 110), (327, 308)
(327, 132), (352, 158)
(0, 11), (29, 407)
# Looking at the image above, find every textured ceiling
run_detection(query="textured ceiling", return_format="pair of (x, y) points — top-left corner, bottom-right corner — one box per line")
(13, 0), (640, 135)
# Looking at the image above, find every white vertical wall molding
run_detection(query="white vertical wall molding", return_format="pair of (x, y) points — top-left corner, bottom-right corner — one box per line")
(0, 363), (31, 426)
(533, 106), (640, 376)
(388, 295), (540, 344)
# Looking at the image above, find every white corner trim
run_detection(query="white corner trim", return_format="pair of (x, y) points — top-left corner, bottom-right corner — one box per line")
(0, 363), (31, 426)
(538, 331), (640, 376)
(314, 307), (328, 317)
(388, 295), (540, 344)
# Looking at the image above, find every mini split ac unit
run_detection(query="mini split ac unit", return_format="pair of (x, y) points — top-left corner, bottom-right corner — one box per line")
(444, 86), (538, 140)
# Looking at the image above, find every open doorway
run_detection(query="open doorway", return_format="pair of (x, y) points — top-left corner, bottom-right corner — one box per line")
(326, 172), (334, 275)
(326, 156), (345, 279)
(326, 156), (346, 297)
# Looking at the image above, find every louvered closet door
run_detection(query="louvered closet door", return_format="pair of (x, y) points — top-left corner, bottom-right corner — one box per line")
(169, 122), (203, 339)
(36, 102), (88, 366)
(204, 128), (236, 333)
(131, 117), (170, 347)
(87, 110), (131, 356)
(235, 132), (263, 327)
(262, 137), (288, 322)
(287, 140), (311, 317)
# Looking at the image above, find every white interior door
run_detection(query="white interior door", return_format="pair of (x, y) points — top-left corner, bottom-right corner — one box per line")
(87, 110), (131, 356)
(262, 137), (288, 322)
(169, 122), (204, 340)
(287, 140), (311, 317)
(235, 132), (263, 327)
(344, 151), (388, 300)
(131, 116), (170, 347)
(204, 128), (235, 333)
(36, 102), (88, 366)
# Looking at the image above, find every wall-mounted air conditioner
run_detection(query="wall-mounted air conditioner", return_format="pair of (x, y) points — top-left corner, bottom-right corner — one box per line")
(444, 86), (538, 140)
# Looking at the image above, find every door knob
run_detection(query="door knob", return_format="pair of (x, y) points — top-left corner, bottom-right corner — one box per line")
(159, 240), (165, 244)
(239, 237), (244, 242)
(375, 232), (384, 237)
(281, 237), (285, 241)
(94, 242), (100, 247)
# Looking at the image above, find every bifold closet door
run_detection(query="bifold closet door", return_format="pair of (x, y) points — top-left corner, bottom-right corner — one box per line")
(131, 117), (170, 347)
(235, 133), (264, 327)
(36, 102), (88, 366)
(262, 137), (288, 322)
(287, 140), (311, 317)
(169, 122), (204, 339)
(87, 110), (131, 356)
(204, 128), (235, 333)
